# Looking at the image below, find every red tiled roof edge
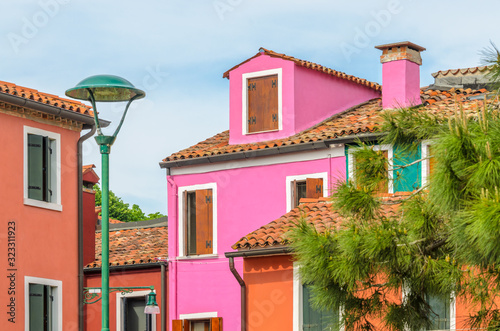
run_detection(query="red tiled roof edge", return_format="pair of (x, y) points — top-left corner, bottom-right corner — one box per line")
(0, 80), (93, 116)
(222, 48), (381, 92)
(431, 65), (492, 78)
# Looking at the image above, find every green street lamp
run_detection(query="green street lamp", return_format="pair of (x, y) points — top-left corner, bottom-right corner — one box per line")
(66, 75), (146, 331)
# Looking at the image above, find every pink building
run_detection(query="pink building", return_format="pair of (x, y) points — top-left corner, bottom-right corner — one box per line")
(160, 46), (395, 330)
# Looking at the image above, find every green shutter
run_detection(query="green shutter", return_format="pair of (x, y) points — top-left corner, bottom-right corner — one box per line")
(44, 137), (52, 202)
(125, 296), (147, 331)
(28, 134), (44, 201)
(29, 284), (45, 331)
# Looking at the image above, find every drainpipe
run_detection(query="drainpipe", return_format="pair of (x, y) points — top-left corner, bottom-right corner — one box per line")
(78, 124), (97, 331)
(76, 125), (96, 331)
(228, 257), (246, 331)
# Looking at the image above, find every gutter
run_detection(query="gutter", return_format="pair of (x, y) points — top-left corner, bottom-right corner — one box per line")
(0, 91), (110, 128)
(159, 133), (382, 169)
(83, 262), (166, 274)
(78, 125), (96, 331)
(224, 247), (293, 331)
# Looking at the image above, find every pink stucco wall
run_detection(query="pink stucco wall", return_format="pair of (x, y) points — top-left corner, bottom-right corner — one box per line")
(382, 59), (421, 109)
(167, 156), (346, 330)
(294, 66), (380, 132)
(227, 53), (380, 145)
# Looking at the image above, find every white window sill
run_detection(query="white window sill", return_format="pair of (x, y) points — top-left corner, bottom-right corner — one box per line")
(24, 198), (62, 212)
(176, 254), (219, 261)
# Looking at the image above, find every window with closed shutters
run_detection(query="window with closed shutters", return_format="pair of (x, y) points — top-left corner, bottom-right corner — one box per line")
(302, 285), (338, 331)
(185, 189), (214, 256)
(426, 293), (450, 330)
(247, 74), (279, 133)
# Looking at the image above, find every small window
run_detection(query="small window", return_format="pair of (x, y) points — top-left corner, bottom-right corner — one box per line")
(291, 178), (324, 209)
(172, 317), (222, 331)
(348, 145), (393, 194)
(178, 184), (217, 257)
(25, 277), (62, 331)
(302, 284), (339, 331)
(24, 127), (61, 211)
(426, 293), (450, 330)
(247, 74), (279, 133)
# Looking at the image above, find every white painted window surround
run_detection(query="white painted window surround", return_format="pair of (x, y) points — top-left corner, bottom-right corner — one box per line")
(347, 144), (394, 194)
(25, 276), (62, 331)
(241, 68), (283, 135)
(23, 126), (62, 211)
(421, 140), (434, 188)
(285, 172), (329, 212)
(179, 312), (218, 320)
(116, 290), (157, 331)
(177, 183), (218, 258)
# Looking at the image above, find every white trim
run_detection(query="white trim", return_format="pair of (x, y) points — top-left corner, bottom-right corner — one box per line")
(116, 290), (157, 331)
(25, 276), (63, 331)
(286, 172), (329, 212)
(292, 264), (302, 331)
(348, 144), (394, 194)
(242, 68), (283, 135)
(421, 140), (433, 188)
(179, 311), (218, 320)
(170, 145), (345, 176)
(23, 126), (62, 211)
(177, 183), (218, 257)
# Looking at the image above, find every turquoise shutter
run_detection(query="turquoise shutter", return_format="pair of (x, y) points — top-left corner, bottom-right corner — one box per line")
(28, 134), (44, 201)
(303, 285), (337, 330)
(427, 293), (450, 330)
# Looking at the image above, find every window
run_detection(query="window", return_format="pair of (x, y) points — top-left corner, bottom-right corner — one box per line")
(24, 126), (61, 211)
(25, 277), (62, 331)
(173, 313), (222, 331)
(178, 184), (217, 257)
(425, 293), (450, 330)
(286, 173), (328, 212)
(294, 266), (341, 331)
(116, 290), (155, 331)
(242, 69), (282, 135)
(421, 141), (435, 188)
(348, 144), (393, 194)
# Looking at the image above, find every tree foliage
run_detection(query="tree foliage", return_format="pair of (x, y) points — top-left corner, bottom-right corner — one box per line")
(292, 89), (500, 329)
(94, 184), (165, 222)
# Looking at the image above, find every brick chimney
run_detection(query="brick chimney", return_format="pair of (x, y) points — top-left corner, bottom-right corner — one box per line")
(375, 41), (426, 109)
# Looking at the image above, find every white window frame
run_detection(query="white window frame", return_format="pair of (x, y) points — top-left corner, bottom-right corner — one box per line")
(25, 276), (62, 331)
(116, 290), (157, 331)
(241, 68), (283, 135)
(179, 311), (218, 320)
(293, 264), (343, 331)
(421, 140), (434, 188)
(23, 126), (62, 211)
(348, 144), (394, 194)
(177, 183), (218, 258)
(286, 172), (329, 212)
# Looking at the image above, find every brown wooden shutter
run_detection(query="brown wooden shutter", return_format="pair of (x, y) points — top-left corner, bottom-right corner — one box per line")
(247, 75), (278, 133)
(291, 180), (297, 208)
(211, 317), (223, 331)
(195, 189), (213, 255)
(306, 178), (323, 199)
(172, 319), (183, 331)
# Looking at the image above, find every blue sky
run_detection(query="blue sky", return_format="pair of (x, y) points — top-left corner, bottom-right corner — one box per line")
(2, 0), (500, 216)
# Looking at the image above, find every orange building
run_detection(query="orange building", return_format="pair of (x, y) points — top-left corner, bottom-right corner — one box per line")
(84, 217), (168, 331)
(0, 81), (96, 330)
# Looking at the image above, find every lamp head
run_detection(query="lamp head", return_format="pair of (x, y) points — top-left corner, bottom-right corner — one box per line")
(65, 74), (145, 102)
(144, 291), (160, 315)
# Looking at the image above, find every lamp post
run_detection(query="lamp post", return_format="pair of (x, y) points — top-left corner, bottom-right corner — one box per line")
(66, 75), (146, 331)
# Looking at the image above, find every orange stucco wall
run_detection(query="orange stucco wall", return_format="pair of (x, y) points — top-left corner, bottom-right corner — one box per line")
(0, 111), (81, 330)
(84, 267), (167, 331)
(244, 255), (294, 331)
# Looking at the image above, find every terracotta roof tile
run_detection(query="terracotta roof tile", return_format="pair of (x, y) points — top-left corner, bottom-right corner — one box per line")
(164, 88), (493, 163)
(85, 225), (168, 268)
(222, 48), (381, 92)
(0, 80), (93, 116)
(431, 65), (492, 78)
(233, 196), (401, 250)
